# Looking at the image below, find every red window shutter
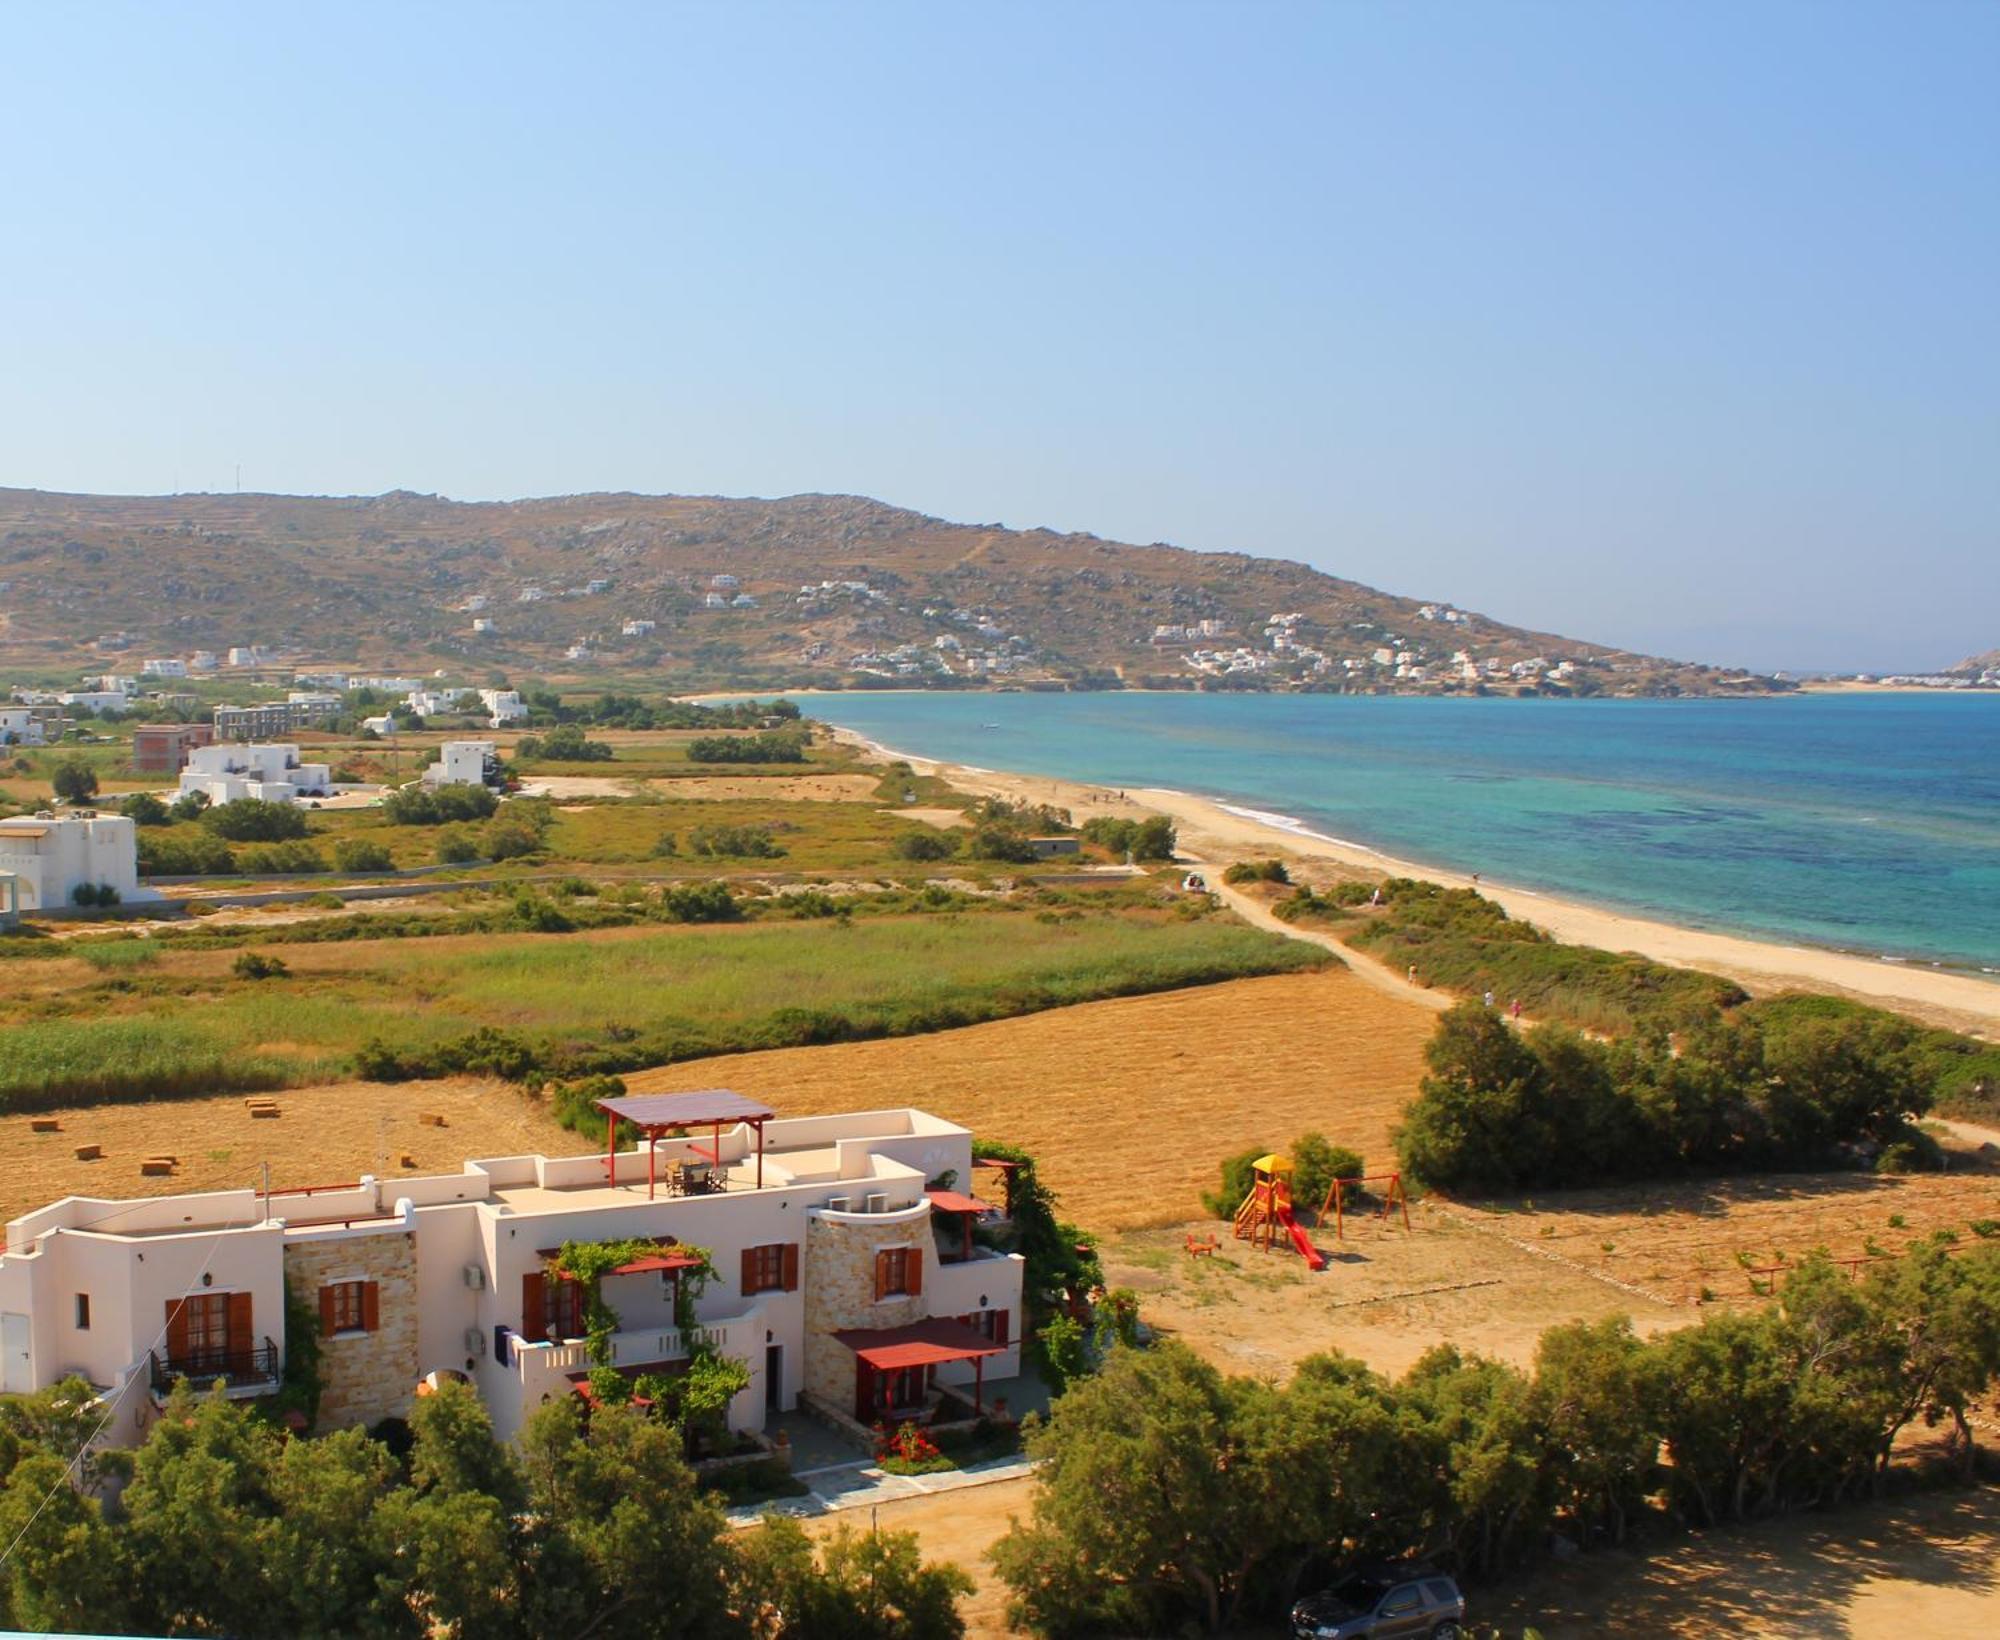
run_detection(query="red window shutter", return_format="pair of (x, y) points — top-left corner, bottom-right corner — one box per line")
(873, 1250), (888, 1302)
(522, 1271), (546, 1338)
(361, 1281), (381, 1332)
(906, 1247), (922, 1297)
(993, 1309), (1009, 1347)
(318, 1285), (338, 1337)
(741, 1247), (758, 1295)
(226, 1291), (254, 1354)
(782, 1244), (799, 1292)
(164, 1298), (190, 1361)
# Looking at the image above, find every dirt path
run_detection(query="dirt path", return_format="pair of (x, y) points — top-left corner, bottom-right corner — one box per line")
(1199, 874), (1451, 1016)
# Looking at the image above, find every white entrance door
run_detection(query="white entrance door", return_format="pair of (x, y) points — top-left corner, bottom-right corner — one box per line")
(1, 1312), (32, 1393)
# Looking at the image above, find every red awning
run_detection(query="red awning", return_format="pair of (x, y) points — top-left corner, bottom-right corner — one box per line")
(834, 1318), (1007, 1371)
(925, 1187), (996, 1215)
(608, 1253), (704, 1276)
(596, 1089), (776, 1131)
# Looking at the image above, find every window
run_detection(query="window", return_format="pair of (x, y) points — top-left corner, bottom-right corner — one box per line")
(741, 1243), (798, 1296)
(873, 1247), (920, 1300)
(320, 1279), (378, 1337)
(185, 1292), (229, 1356)
(74, 1294), (90, 1331)
(1379, 1587), (1422, 1617)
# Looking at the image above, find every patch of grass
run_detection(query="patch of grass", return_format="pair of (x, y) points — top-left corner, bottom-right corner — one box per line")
(1343, 878), (1746, 1032)
(73, 939), (161, 972)
(0, 912), (1330, 1111)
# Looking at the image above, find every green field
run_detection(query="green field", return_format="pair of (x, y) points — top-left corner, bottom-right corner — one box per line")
(1, 909), (1331, 1108)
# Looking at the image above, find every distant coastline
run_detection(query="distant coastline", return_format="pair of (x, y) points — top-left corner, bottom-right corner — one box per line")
(819, 703), (2000, 1039)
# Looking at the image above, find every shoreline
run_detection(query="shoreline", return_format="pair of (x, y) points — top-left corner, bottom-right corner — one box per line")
(829, 726), (2000, 1039)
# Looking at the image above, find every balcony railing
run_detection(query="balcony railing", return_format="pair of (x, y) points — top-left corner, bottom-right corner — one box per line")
(149, 1337), (281, 1395)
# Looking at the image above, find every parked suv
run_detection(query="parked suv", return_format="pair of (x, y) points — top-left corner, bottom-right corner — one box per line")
(1290, 1566), (1466, 1639)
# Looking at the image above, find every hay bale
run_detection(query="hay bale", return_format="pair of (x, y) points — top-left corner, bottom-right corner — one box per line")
(399, 1152), (417, 1169)
(74, 1143), (102, 1162)
(249, 1104), (280, 1119)
(139, 1158), (175, 1177)
(30, 1118), (60, 1133)
(419, 1112), (447, 1128)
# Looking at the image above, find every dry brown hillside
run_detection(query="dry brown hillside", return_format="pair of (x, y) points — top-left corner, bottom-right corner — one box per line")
(0, 486), (1775, 693)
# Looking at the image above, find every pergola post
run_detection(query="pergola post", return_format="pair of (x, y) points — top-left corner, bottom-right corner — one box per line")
(606, 1110), (617, 1188)
(647, 1132), (657, 1200)
(755, 1118), (765, 1189)
(973, 1354), (984, 1413)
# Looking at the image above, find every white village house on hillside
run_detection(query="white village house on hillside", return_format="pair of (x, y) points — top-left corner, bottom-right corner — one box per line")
(422, 740), (500, 788)
(177, 744), (334, 806)
(0, 812), (157, 912)
(0, 1099), (1025, 1450)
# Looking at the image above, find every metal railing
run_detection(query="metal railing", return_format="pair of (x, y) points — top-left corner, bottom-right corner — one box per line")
(149, 1337), (281, 1394)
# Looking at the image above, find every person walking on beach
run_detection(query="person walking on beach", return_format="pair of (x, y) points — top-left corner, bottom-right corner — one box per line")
(1510, 997), (1522, 1021)
(1407, 964), (1417, 986)
(1483, 989), (1495, 1009)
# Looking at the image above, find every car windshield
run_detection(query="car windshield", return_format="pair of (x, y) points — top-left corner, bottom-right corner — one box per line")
(1333, 1576), (1393, 1611)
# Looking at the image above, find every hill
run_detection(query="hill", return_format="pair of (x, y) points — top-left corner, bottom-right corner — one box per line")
(0, 487), (1781, 694)
(1950, 648), (2000, 676)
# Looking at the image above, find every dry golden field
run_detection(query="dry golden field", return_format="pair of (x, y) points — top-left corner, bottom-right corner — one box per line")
(0, 1077), (580, 1224)
(623, 967), (1438, 1230)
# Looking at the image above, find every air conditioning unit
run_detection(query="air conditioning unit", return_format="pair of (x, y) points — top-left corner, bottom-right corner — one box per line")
(462, 1265), (486, 1291)
(463, 1328), (487, 1357)
(863, 1193), (887, 1215)
(826, 1196), (850, 1213)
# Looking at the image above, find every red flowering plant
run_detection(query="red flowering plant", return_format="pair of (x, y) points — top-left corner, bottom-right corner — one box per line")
(873, 1419), (952, 1475)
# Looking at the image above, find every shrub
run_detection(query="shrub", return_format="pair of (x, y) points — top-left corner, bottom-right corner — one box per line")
(522, 725), (613, 763)
(137, 828), (238, 875)
(686, 824), (782, 859)
(202, 799), (310, 842)
(382, 785), (498, 825)
(650, 832), (679, 858)
(51, 758), (99, 804)
(1222, 858), (1290, 885)
(69, 882), (121, 907)
(237, 841), (327, 875)
(168, 791), (210, 822)
(119, 792), (171, 826)
(967, 824), (1038, 864)
(1290, 1131), (1364, 1214)
(332, 838), (395, 873)
(433, 826), (480, 865)
(1079, 814), (1177, 861)
(232, 951), (290, 980)
(1202, 1146), (1270, 1219)
(890, 829), (959, 862)
(658, 881), (740, 923)
(483, 818), (543, 861)
(685, 731), (807, 764)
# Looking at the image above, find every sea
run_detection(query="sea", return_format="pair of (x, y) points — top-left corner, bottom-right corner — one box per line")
(804, 690), (2000, 974)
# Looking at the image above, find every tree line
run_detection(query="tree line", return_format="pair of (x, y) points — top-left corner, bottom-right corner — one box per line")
(993, 1237), (2000, 1635)
(1395, 1000), (1940, 1195)
(0, 1378), (968, 1639)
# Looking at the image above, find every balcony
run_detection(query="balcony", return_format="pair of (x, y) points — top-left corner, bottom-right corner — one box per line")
(149, 1337), (281, 1396)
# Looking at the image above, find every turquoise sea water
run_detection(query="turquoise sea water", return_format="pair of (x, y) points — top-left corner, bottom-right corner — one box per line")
(810, 692), (2000, 973)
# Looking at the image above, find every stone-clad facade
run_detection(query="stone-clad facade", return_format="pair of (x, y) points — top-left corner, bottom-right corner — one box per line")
(283, 1230), (420, 1430)
(802, 1209), (931, 1417)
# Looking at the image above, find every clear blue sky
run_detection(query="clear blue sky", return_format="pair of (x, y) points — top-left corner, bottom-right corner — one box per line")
(3, 3), (1994, 673)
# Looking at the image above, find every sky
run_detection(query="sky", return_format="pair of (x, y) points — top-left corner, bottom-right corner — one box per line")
(2, 3), (1994, 674)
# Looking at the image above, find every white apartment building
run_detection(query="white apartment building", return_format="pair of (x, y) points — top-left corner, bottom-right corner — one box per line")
(0, 813), (156, 911)
(141, 659), (189, 678)
(0, 1100), (1025, 1450)
(0, 708), (52, 747)
(178, 744), (334, 806)
(621, 619), (656, 637)
(55, 691), (132, 714)
(479, 689), (528, 727)
(423, 740), (498, 788)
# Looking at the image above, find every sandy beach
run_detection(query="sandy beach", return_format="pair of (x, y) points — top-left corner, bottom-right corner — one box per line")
(834, 726), (2000, 1038)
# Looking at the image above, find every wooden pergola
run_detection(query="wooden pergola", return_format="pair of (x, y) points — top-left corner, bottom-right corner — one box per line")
(595, 1089), (778, 1198)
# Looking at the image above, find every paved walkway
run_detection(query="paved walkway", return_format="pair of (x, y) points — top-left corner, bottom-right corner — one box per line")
(725, 1453), (1038, 1527)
